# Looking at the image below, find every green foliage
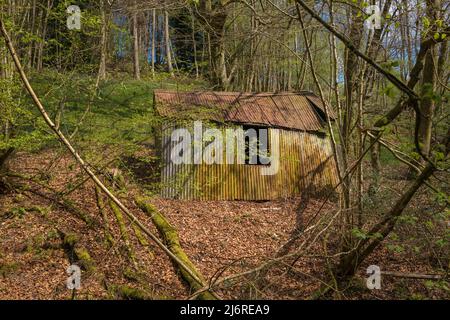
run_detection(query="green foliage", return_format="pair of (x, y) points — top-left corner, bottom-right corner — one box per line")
(0, 261), (19, 277)
(351, 228), (368, 240)
(398, 215), (418, 225)
(15, 69), (205, 172)
(351, 228), (383, 241)
(421, 83), (440, 102)
(0, 206), (23, 219)
(381, 84), (398, 99)
(0, 76), (52, 154)
(386, 244), (404, 253)
(425, 280), (450, 293)
(378, 146), (397, 165)
(40, 0), (104, 70)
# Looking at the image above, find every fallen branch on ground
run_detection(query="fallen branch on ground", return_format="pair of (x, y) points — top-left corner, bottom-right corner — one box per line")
(136, 198), (216, 300)
(381, 271), (444, 280)
(109, 200), (137, 267)
(6, 172), (94, 226)
(94, 186), (115, 247)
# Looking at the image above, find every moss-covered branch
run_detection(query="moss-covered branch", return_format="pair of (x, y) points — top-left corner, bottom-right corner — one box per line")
(109, 200), (137, 267)
(94, 185), (115, 247)
(60, 231), (96, 272)
(136, 198), (216, 300)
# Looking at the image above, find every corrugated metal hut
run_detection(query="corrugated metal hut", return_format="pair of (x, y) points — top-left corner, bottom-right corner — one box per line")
(154, 90), (338, 200)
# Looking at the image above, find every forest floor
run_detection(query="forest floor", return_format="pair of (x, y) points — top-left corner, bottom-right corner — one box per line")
(0, 150), (447, 300)
(0, 72), (448, 300)
(0, 150), (327, 299)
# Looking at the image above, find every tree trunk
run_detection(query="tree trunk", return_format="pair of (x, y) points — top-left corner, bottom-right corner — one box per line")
(98, 0), (107, 81)
(27, 0), (37, 70)
(197, 0), (228, 89)
(151, 8), (156, 78)
(0, 148), (14, 171)
(190, 8), (199, 78)
(340, 1), (363, 250)
(132, 7), (140, 80)
(418, 0), (440, 158)
(164, 10), (174, 77)
(37, 0), (52, 71)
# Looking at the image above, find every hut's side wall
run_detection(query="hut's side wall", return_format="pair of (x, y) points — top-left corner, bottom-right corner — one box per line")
(160, 124), (338, 200)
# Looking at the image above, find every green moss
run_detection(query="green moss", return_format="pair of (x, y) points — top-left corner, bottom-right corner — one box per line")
(7, 207), (27, 219)
(109, 201), (137, 265)
(132, 223), (149, 246)
(29, 205), (51, 218)
(110, 284), (152, 300)
(46, 228), (59, 241)
(63, 233), (79, 248)
(0, 262), (19, 277)
(123, 268), (140, 282)
(74, 247), (96, 272)
(61, 232), (95, 272)
(104, 233), (115, 248)
(374, 115), (389, 127)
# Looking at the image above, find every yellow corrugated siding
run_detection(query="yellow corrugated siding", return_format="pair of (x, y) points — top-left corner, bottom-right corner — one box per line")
(160, 124), (338, 200)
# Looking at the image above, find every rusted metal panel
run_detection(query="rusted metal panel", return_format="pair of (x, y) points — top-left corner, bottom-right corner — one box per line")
(154, 90), (335, 132)
(160, 124), (338, 200)
(305, 95), (337, 119)
(287, 95), (324, 131)
(233, 95), (267, 125)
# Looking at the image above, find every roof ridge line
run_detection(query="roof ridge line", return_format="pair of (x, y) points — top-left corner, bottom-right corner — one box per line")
(154, 90), (319, 97)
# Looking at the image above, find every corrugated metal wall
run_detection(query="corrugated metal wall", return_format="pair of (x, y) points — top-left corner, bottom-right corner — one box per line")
(160, 124), (338, 200)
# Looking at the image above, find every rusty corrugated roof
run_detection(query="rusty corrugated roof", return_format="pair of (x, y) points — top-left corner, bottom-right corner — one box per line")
(154, 90), (336, 131)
